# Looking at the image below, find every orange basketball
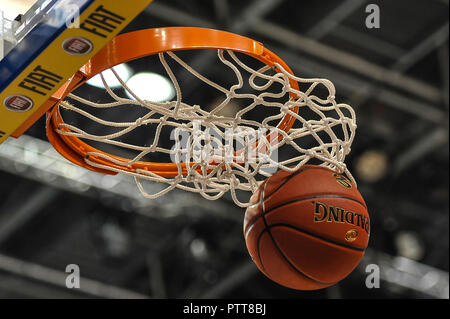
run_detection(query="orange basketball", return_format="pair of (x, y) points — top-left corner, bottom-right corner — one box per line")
(244, 165), (370, 290)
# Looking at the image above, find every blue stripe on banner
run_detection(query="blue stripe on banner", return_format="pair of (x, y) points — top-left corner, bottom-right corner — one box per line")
(0, 0), (94, 93)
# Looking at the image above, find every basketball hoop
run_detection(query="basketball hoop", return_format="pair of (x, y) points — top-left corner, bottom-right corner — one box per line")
(44, 27), (357, 207)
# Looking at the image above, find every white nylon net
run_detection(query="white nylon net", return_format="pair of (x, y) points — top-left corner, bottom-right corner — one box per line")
(55, 49), (357, 207)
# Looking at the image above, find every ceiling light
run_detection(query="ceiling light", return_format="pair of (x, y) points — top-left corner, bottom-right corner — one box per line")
(125, 72), (175, 102)
(355, 149), (389, 183)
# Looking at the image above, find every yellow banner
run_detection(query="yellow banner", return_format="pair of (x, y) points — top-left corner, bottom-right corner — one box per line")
(0, 0), (153, 145)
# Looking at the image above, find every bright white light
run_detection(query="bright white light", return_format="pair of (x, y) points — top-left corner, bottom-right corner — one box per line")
(125, 72), (175, 102)
(87, 64), (132, 89)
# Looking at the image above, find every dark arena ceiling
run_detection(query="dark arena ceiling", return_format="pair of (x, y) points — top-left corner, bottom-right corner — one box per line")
(0, 0), (448, 299)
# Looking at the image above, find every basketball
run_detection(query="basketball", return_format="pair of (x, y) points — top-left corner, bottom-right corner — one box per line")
(244, 165), (370, 290)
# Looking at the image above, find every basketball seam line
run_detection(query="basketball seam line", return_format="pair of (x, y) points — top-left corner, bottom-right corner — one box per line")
(245, 194), (368, 237)
(262, 166), (313, 202)
(258, 182), (336, 286)
(264, 223), (366, 252)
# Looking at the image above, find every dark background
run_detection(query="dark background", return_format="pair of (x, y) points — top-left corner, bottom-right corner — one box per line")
(0, 0), (448, 299)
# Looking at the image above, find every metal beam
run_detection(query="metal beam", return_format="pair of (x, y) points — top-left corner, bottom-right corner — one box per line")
(385, 25), (449, 174)
(144, 3), (445, 123)
(230, 0), (285, 34)
(145, 2), (215, 28)
(268, 46), (446, 123)
(361, 249), (449, 299)
(0, 186), (59, 245)
(438, 43), (449, 109)
(307, 0), (366, 39)
(393, 127), (449, 175)
(254, 21), (449, 181)
(341, 23), (449, 132)
(0, 273), (80, 298)
(251, 20), (442, 104)
(146, 0), (285, 33)
(332, 25), (406, 60)
(0, 253), (150, 298)
(393, 22), (449, 73)
(199, 260), (258, 298)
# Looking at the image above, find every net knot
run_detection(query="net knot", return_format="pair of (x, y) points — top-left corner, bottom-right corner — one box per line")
(135, 117), (144, 126)
(281, 105), (290, 113)
(306, 150), (315, 158)
(228, 90), (236, 99)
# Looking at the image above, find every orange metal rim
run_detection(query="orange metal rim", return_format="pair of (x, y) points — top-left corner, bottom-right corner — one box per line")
(46, 27), (300, 177)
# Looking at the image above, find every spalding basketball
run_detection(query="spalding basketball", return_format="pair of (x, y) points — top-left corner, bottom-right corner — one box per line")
(243, 165), (370, 290)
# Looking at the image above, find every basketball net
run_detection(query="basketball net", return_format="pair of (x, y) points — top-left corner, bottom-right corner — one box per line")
(53, 49), (356, 207)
